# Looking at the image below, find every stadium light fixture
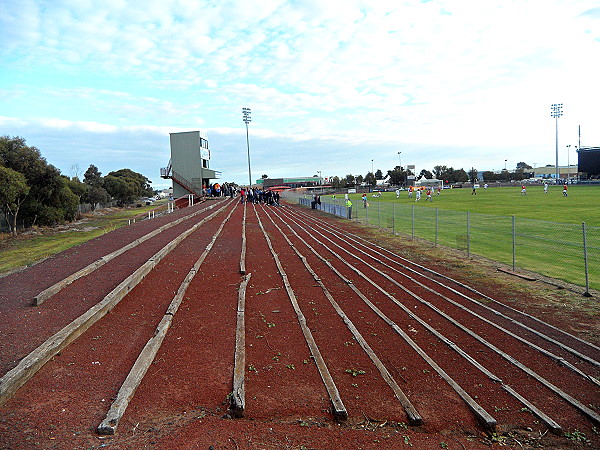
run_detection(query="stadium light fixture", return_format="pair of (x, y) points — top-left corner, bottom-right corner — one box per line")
(242, 107), (252, 187)
(550, 103), (563, 182)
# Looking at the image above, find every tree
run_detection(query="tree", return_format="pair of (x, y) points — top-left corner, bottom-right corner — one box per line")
(453, 168), (469, 182)
(85, 186), (111, 210)
(387, 166), (405, 186)
(70, 163), (82, 180)
(468, 168), (479, 182)
(107, 169), (153, 199)
(482, 171), (496, 181)
(0, 166), (30, 236)
(0, 136), (78, 227)
(83, 164), (103, 187)
(364, 172), (376, 187)
(433, 165), (448, 180)
(419, 169), (433, 179)
(66, 177), (89, 202)
(103, 175), (138, 206)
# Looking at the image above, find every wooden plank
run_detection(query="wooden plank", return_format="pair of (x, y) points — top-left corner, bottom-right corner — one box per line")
(0, 202), (231, 407)
(98, 317), (171, 435)
(97, 203), (237, 434)
(268, 207), (495, 429)
(255, 210), (347, 421)
(497, 268), (537, 281)
(34, 200), (227, 306)
(231, 273), (251, 418)
(502, 385), (562, 435)
(292, 246), (423, 425)
(240, 203), (247, 275)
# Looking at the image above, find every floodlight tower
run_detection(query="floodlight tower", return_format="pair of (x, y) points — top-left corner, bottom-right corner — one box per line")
(566, 144), (571, 181)
(550, 103), (563, 182)
(242, 107), (252, 187)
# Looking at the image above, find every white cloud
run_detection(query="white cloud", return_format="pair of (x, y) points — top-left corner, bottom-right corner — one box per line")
(1, 0), (599, 186)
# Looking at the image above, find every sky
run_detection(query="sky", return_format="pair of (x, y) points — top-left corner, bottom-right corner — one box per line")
(1, 0), (599, 189)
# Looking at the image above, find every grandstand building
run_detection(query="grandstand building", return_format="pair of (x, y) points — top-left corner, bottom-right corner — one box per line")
(160, 131), (222, 198)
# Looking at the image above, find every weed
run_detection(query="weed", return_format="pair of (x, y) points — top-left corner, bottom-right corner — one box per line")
(564, 430), (588, 443)
(488, 432), (508, 444)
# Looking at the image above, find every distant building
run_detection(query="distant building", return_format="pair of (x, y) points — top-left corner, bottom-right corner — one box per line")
(258, 177), (321, 189)
(577, 146), (600, 179)
(531, 165), (578, 180)
(160, 131), (222, 198)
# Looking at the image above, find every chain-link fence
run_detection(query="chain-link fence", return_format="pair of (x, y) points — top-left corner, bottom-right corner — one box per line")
(284, 191), (599, 293)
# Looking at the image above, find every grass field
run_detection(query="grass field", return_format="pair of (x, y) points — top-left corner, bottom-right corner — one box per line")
(345, 184), (600, 225)
(0, 201), (167, 274)
(317, 185), (600, 291)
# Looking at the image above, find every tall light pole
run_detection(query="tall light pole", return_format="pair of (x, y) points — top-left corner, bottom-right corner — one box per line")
(566, 144), (571, 181)
(242, 107), (252, 187)
(371, 159), (374, 191)
(317, 170), (323, 194)
(551, 103), (563, 182)
(398, 151), (403, 186)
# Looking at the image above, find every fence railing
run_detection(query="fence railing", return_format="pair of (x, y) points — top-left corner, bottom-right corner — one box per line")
(284, 191), (599, 293)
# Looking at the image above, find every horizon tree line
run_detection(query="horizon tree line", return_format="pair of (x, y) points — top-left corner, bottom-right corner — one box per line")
(0, 135), (154, 236)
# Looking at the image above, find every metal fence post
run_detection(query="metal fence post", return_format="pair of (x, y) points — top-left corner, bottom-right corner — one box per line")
(583, 222), (591, 297)
(435, 207), (438, 247)
(411, 205), (415, 240)
(512, 215), (516, 271)
(467, 211), (470, 257)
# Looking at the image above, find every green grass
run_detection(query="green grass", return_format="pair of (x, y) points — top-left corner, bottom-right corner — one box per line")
(0, 201), (167, 274)
(344, 185), (600, 225)
(321, 186), (600, 290)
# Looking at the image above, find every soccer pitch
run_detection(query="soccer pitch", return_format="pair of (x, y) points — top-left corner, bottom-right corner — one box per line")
(330, 185), (599, 291)
(349, 185), (599, 225)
